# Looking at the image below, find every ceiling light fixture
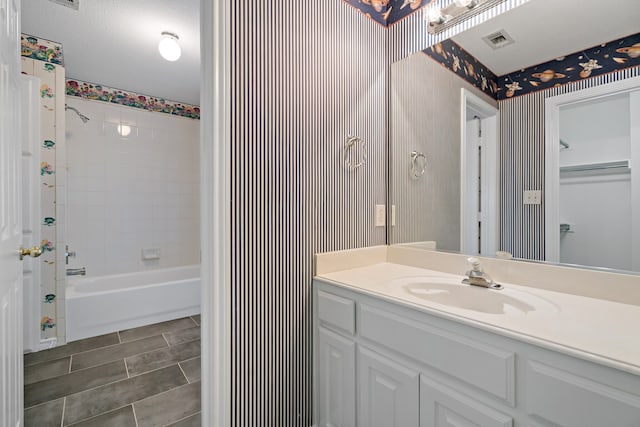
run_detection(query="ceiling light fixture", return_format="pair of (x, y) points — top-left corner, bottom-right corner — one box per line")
(427, 0), (507, 34)
(158, 31), (181, 62)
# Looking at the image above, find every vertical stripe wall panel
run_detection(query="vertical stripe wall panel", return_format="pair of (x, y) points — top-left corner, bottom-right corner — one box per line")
(229, 1), (386, 425)
(499, 66), (640, 260)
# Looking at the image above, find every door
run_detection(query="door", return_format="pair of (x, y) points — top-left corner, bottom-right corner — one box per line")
(461, 89), (499, 257)
(318, 327), (356, 427)
(1, 0), (24, 426)
(420, 375), (513, 427)
(357, 346), (419, 427)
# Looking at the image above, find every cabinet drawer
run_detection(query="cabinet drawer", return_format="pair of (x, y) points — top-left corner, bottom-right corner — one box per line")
(526, 361), (640, 427)
(359, 304), (515, 405)
(318, 290), (356, 335)
(420, 375), (513, 427)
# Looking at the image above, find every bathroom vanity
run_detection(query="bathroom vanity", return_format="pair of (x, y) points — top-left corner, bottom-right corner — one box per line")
(313, 246), (640, 427)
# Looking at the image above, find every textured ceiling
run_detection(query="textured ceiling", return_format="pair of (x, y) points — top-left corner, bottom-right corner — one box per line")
(21, 0), (200, 105)
(453, 0), (640, 76)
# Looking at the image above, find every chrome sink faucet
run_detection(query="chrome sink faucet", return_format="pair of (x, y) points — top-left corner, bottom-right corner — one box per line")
(462, 257), (503, 290)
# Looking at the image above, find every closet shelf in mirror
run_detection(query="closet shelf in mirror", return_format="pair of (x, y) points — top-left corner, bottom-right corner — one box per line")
(560, 160), (630, 175)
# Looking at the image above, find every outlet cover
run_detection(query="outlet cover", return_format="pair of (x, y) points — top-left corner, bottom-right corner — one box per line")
(523, 190), (542, 205)
(391, 205), (396, 227)
(375, 204), (386, 227)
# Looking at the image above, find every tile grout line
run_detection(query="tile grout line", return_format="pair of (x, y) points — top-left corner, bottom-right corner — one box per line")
(124, 357), (130, 378)
(68, 355), (73, 374)
(65, 404), (134, 427)
(60, 396), (66, 427)
(168, 412), (200, 426)
(161, 333), (170, 347)
(177, 362), (190, 384)
(132, 403), (140, 427)
(117, 330), (122, 344)
(130, 379), (200, 408)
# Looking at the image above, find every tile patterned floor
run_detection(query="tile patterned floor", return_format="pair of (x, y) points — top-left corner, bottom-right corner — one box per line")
(24, 315), (202, 427)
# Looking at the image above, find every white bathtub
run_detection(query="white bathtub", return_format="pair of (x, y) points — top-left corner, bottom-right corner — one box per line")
(66, 265), (200, 342)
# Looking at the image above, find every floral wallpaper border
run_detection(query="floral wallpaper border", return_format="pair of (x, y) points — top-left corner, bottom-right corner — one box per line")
(496, 33), (640, 100)
(343, 0), (431, 26)
(21, 34), (64, 66)
(66, 80), (201, 120)
(423, 38), (498, 99)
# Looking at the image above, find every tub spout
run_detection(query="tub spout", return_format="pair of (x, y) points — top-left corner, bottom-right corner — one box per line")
(66, 267), (86, 276)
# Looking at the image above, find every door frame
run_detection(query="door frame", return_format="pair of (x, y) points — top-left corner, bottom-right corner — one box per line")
(544, 75), (640, 263)
(201, 0), (231, 426)
(460, 88), (499, 256)
(21, 74), (42, 353)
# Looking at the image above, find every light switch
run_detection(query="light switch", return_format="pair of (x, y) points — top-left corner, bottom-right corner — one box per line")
(391, 205), (396, 227)
(523, 190), (541, 205)
(375, 204), (386, 227)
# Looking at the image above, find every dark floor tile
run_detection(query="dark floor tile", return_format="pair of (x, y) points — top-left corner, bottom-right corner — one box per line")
(164, 326), (200, 346)
(25, 360), (127, 408)
(63, 364), (187, 425)
(71, 335), (168, 371)
(179, 357), (201, 383)
(67, 405), (137, 427)
(126, 340), (200, 377)
(119, 318), (197, 343)
(24, 398), (64, 427)
(190, 314), (201, 326)
(24, 333), (119, 367)
(134, 381), (201, 427)
(167, 412), (201, 427)
(24, 356), (70, 385)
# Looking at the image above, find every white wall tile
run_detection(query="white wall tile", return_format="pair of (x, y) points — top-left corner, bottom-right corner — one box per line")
(65, 98), (200, 276)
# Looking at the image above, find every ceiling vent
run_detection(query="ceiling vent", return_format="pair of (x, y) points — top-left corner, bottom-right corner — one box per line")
(482, 30), (515, 50)
(48, 0), (79, 10)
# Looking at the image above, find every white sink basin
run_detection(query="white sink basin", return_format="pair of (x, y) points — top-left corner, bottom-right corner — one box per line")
(388, 276), (560, 315)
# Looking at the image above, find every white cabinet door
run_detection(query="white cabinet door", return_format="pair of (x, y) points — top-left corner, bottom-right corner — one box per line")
(420, 375), (513, 427)
(357, 346), (419, 427)
(526, 361), (640, 427)
(318, 327), (356, 427)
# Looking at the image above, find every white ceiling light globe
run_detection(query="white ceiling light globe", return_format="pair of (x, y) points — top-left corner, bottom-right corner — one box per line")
(158, 32), (181, 62)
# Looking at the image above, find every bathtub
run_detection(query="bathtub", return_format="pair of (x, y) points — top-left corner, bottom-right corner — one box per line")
(66, 265), (200, 342)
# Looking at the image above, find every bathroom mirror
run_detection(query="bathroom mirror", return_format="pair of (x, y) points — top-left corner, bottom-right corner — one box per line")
(390, 0), (640, 273)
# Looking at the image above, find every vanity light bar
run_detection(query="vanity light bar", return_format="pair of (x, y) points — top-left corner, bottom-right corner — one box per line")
(427, 0), (508, 34)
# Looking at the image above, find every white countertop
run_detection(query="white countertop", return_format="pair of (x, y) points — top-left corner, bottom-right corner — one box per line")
(316, 261), (640, 376)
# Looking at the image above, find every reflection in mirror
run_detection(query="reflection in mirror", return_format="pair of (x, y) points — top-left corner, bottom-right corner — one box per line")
(545, 77), (640, 272)
(390, 0), (640, 274)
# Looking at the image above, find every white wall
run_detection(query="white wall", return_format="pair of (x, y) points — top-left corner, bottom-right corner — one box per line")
(65, 97), (200, 276)
(558, 93), (631, 270)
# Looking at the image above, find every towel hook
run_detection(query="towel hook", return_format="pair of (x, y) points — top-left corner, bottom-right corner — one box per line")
(410, 150), (427, 179)
(344, 135), (366, 171)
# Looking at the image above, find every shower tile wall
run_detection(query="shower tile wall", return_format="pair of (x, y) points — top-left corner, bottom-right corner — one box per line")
(65, 98), (200, 277)
(21, 56), (66, 342)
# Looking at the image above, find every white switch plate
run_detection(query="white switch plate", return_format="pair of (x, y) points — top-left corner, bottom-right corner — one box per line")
(375, 204), (386, 227)
(391, 205), (396, 227)
(523, 190), (542, 205)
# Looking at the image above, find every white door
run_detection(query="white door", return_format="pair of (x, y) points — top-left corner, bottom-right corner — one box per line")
(1, 0), (25, 426)
(461, 89), (499, 257)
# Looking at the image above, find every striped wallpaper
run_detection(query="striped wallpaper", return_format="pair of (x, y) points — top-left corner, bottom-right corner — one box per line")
(225, 0), (536, 425)
(499, 66), (640, 260)
(229, 1), (386, 424)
